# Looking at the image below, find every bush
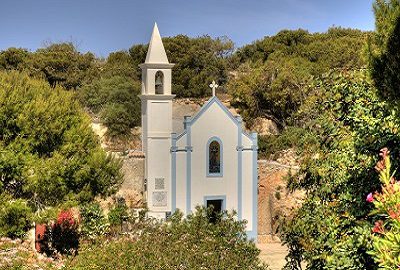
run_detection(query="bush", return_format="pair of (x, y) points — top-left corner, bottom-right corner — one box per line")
(80, 203), (109, 240)
(67, 207), (268, 269)
(0, 198), (32, 239)
(368, 148), (400, 268)
(42, 209), (79, 255)
(258, 126), (317, 159)
(108, 198), (129, 234)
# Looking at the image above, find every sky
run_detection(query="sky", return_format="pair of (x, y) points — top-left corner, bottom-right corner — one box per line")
(0, 0), (375, 57)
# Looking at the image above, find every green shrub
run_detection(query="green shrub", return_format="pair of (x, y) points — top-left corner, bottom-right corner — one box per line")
(258, 126), (317, 159)
(0, 198), (32, 239)
(80, 203), (109, 240)
(67, 207), (268, 270)
(108, 198), (129, 233)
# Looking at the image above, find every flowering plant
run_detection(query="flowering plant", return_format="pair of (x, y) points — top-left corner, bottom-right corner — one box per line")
(368, 148), (400, 269)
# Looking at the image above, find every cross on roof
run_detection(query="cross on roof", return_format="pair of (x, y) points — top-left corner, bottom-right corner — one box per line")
(209, 80), (219, 96)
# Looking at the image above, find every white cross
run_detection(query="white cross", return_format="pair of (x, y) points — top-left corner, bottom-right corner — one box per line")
(209, 80), (219, 96)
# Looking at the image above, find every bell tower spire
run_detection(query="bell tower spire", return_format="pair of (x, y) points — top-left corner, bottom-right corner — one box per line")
(140, 23), (175, 218)
(145, 23), (169, 64)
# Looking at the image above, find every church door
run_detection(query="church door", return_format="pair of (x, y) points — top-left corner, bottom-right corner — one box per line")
(206, 199), (223, 223)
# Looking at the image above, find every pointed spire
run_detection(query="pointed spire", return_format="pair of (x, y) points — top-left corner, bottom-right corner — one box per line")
(145, 23), (169, 64)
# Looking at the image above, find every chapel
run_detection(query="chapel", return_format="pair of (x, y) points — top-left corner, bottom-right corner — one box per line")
(140, 23), (258, 239)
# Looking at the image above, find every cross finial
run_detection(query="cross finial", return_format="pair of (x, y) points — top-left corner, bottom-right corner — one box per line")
(209, 80), (219, 96)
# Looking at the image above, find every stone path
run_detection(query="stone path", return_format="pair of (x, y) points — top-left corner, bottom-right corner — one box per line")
(257, 243), (288, 270)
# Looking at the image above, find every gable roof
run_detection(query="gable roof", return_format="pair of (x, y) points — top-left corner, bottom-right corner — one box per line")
(174, 96), (255, 143)
(189, 96), (239, 126)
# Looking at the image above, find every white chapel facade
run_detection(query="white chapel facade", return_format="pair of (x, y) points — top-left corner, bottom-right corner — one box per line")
(140, 24), (258, 239)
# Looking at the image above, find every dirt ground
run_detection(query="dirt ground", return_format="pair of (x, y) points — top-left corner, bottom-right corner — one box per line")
(257, 243), (288, 270)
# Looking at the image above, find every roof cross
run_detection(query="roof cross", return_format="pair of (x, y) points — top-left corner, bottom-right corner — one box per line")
(209, 80), (219, 97)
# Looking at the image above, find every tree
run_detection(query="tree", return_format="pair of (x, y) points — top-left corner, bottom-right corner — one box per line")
(30, 42), (98, 89)
(0, 48), (29, 71)
(370, 0), (400, 101)
(281, 70), (400, 269)
(0, 71), (123, 208)
(79, 76), (141, 140)
(228, 28), (371, 129)
(228, 56), (313, 128)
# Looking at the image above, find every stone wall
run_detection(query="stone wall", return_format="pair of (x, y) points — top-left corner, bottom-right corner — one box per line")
(114, 152), (145, 208)
(257, 160), (303, 243)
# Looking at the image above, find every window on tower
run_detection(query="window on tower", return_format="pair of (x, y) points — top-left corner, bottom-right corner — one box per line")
(155, 71), (164, 94)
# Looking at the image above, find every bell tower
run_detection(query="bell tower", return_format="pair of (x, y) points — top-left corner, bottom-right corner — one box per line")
(140, 23), (175, 218)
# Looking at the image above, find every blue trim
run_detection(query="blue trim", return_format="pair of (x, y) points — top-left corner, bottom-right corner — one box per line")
(236, 116), (243, 220)
(175, 131), (187, 141)
(190, 96), (239, 127)
(186, 118), (192, 215)
(171, 133), (177, 213)
(206, 136), (223, 177)
(242, 131), (253, 141)
(203, 195), (226, 211)
(250, 132), (258, 241)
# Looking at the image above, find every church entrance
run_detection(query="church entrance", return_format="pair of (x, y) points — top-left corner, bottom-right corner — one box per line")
(206, 199), (223, 223)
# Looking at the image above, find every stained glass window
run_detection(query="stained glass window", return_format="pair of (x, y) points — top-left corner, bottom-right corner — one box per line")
(209, 140), (221, 174)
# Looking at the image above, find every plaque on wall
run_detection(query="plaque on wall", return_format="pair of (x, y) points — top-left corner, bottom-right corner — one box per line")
(155, 177), (165, 190)
(152, 191), (167, 207)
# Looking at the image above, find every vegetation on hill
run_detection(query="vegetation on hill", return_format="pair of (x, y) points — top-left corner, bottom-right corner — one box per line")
(228, 28), (371, 128)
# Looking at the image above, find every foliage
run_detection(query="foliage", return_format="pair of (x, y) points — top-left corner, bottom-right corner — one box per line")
(42, 209), (79, 255)
(80, 203), (109, 240)
(108, 198), (129, 228)
(30, 42), (98, 89)
(0, 71), (123, 208)
(0, 48), (29, 71)
(258, 126), (317, 159)
(368, 149), (400, 269)
(370, 1), (400, 101)
(0, 197), (32, 239)
(280, 70), (400, 269)
(129, 35), (234, 97)
(229, 28), (371, 127)
(79, 75), (141, 140)
(67, 207), (267, 270)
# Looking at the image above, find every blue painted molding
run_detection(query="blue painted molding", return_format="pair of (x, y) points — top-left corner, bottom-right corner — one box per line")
(236, 116), (243, 220)
(203, 195), (227, 211)
(206, 136), (223, 178)
(251, 132), (258, 242)
(186, 117), (192, 215)
(175, 131), (187, 141)
(171, 133), (177, 213)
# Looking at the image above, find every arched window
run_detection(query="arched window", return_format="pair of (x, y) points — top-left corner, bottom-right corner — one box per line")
(207, 137), (223, 177)
(155, 71), (164, 94)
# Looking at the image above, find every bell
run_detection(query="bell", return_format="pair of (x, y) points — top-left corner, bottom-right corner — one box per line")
(155, 72), (163, 86)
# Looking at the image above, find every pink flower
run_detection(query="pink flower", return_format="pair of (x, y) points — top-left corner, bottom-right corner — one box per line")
(366, 193), (374, 203)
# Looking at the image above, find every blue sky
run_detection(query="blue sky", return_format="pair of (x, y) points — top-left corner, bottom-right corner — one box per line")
(0, 0), (375, 57)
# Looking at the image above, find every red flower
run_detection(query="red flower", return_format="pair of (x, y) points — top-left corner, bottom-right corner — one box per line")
(57, 210), (76, 227)
(372, 220), (384, 234)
